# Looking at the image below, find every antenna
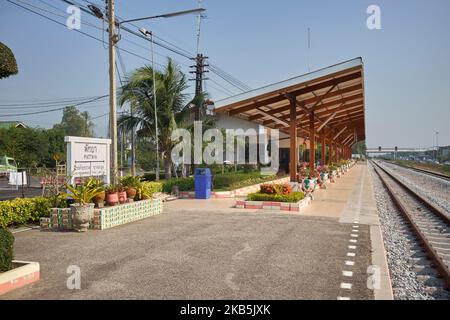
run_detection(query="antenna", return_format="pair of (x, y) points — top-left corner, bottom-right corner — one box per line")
(307, 27), (311, 72)
(196, 0), (203, 54)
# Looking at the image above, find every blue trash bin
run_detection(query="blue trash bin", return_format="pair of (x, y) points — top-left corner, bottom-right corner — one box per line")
(194, 168), (211, 199)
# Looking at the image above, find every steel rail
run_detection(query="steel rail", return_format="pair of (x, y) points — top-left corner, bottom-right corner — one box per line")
(371, 160), (450, 290)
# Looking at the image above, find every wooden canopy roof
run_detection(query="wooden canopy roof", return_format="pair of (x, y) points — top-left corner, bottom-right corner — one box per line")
(214, 58), (366, 145)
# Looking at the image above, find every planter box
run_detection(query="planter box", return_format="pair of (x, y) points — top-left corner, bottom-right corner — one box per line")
(178, 176), (290, 199)
(236, 197), (311, 212)
(0, 261), (40, 296)
(40, 197), (163, 231)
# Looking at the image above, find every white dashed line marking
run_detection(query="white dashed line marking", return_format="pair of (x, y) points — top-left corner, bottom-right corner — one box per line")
(345, 260), (354, 266)
(349, 239), (357, 243)
(347, 252), (356, 257)
(343, 271), (353, 277)
(352, 225), (359, 228)
(348, 245), (357, 250)
(340, 283), (352, 289)
(352, 229), (359, 233)
(351, 234), (358, 238)
(337, 296), (351, 300)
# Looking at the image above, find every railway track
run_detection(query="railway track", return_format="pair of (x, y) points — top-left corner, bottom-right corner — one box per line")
(371, 160), (450, 291)
(384, 160), (450, 182)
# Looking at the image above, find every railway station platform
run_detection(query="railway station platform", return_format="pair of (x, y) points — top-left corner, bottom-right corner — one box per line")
(3, 164), (393, 300)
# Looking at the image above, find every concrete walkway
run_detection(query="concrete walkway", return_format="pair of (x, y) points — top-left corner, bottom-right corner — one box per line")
(2, 163), (391, 300)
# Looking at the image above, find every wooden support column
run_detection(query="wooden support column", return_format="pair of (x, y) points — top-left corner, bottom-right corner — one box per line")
(309, 112), (315, 172)
(333, 141), (337, 163)
(328, 139), (332, 165)
(321, 137), (326, 166)
(289, 99), (298, 182)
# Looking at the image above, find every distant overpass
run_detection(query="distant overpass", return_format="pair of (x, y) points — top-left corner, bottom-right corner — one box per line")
(367, 147), (432, 153)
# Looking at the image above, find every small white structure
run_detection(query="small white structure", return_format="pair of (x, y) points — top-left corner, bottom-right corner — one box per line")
(65, 136), (111, 184)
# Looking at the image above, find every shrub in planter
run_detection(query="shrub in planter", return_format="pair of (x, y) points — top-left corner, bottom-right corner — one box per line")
(247, 191), (305, 203)
(260, 183), (292, 195)
(65, 181), (103, 232)
(120, 176), (142, 200)
(0, 228), (14, 272)
(105, 185), (119, 206)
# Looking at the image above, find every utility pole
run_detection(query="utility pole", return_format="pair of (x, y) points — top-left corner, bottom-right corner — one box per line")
(190, 54), (209, 120)
(107, 0), (118, 184)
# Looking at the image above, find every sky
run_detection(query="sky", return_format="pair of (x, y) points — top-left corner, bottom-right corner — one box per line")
(0, 0), (449, 148)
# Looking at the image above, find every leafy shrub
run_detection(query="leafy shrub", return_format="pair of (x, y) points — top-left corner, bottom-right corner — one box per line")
(0, 197), (52, 228)
(246, 191), (305, 203)
(0, 228), (14, 272)
(161, 177), (194, 193)
(213, 172), (279, 191)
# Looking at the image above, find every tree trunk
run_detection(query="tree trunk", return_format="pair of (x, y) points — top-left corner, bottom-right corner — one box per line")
(164, 156), (172, 179)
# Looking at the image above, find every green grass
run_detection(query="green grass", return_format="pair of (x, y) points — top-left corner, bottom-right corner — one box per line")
(246, 191), (305, 203)
(392, 160), (450, 177)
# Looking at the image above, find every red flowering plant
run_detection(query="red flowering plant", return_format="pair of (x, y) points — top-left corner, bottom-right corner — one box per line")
(260, 184), (276, 194)
(260, 183), (292, 195)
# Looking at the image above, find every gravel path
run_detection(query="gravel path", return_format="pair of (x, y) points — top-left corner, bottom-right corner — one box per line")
(377, 161), (450, 214)
(368, 162), (449, 300)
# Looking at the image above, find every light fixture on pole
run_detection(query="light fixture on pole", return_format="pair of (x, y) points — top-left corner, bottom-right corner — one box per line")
(87, 4), (205, 181)
(436, 131), (439, 162)
(138, 27), (159, 182)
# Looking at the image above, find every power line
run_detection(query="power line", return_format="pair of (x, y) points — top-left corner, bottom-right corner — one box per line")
(8, 0), (249, 100)
(7, 0), (167, 67)
(0, 94), (109, 117)
(0, 96), (108, 107)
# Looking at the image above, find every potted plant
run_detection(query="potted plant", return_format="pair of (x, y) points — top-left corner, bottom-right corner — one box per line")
(117, 185), (128, 204)
(65, 180), (102, 232)
(88, 178), (105, 208)
(105, 185), (119, 206)
(119, 176), (141, 201)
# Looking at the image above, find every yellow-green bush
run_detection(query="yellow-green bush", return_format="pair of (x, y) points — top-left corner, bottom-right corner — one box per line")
(0, 228), (14, 272)
(0, 197), (51, 228)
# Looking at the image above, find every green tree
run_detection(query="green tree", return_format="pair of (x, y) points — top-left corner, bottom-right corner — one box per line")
(118, 58), (195, 179)
(53, 106), (94, 137)
(0, 127), (49, 168)
(352, 140), (367, 158)
(0, 42), (18, 79)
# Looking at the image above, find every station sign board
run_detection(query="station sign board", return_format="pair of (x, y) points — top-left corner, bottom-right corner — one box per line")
(65, 136), (111, 184)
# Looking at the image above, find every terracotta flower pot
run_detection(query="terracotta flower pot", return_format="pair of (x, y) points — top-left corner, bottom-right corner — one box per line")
(93, 191), (106, 207)
(118, 191), (127, 204)
(126, 187), (137, 200)
(70, 203), (94, 232)
(106, 192), (119, 206)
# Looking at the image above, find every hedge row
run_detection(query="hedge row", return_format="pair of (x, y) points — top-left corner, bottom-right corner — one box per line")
(0, 228), (14, 272)
(0, 197), (51, 228)
(246, 191), (305, 203)
(145, 172), (281, 193)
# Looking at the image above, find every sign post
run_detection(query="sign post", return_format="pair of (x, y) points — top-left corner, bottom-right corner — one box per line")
(65, 136), (112, 185)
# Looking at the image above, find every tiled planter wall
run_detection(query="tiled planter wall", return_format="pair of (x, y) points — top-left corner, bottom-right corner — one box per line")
(235, 197), (311, 212)
(40, 198), (163, 231)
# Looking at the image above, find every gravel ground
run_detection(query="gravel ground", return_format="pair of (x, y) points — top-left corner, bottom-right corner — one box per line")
(368, 162), (449, 300)
(377, 161), (450, 214)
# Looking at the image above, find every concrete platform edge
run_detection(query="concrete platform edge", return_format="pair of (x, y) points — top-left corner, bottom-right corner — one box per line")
(370, 225), (394, 300)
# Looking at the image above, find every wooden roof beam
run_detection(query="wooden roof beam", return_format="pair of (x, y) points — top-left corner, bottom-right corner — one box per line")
(228, 71), (361, 116)
(255, 107), (289, 127)
(247, 84), (363, 121)
(317, 111), (338, 132)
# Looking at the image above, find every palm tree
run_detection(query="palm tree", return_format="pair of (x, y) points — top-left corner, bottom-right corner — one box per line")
(118, 58), (196, 179)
